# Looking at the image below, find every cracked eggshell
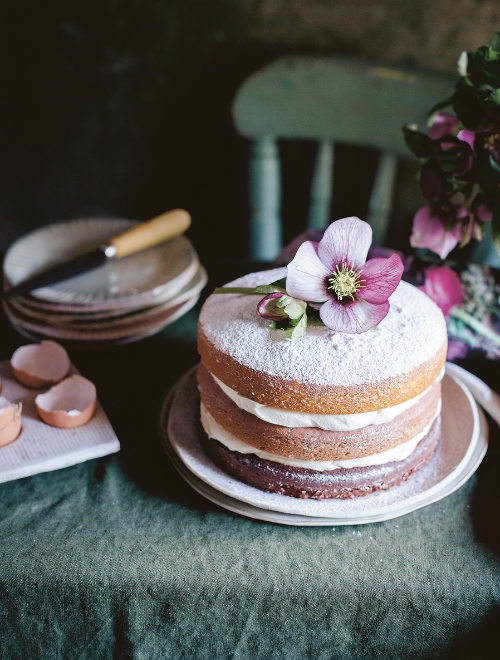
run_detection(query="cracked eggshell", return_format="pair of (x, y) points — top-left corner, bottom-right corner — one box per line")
(11, 340), (71, 388)
(35, 375), (96, 428)
(0, 396), (22, 446)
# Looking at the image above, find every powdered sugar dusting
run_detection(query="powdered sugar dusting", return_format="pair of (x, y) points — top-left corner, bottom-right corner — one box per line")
(199, 268), (447, 387)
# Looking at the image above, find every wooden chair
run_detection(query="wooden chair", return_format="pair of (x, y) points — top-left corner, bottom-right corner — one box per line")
(232, 56), (457, 262)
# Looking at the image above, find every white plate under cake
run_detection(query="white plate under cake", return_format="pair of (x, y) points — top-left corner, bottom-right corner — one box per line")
(163, 366), (485, 523)
(196, 268), (448, 500)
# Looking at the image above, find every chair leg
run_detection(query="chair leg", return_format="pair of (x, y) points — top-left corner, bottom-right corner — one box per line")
(249, 137), (282, 261)
(366, 151), (397, 246)
(308, 140), (334, 231)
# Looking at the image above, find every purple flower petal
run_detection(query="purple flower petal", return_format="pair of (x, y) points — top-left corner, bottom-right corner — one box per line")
(319, 297), (390, 334)
(418, 265), (464, 318)
(428, 113), (459, 140)
(447, 339), (469, 361)
(257, 292), (288, 321)
(358, 254), (404, 304)
(367, 246), (401, 260)
(286, 240), (330, 302)
(410, 206), (462, 260)
(476, 200), (492, 222)
(457, 129), (476, 152)
(317, 217), (372, 271)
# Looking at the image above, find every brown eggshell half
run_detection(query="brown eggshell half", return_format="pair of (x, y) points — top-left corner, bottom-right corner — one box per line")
(0, 397), (22, 447)
(35, 375), (96, 429)
(11, 340), (71, 388)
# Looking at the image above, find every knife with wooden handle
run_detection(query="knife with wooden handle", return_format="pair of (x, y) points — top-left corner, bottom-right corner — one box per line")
(1, 209), (191, 301)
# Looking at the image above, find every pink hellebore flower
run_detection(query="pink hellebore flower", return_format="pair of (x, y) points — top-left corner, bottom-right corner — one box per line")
(286, 217), (404, 334)
(426, 115), (474, 177)
(476, 200), (493, 222)
(418, 265), (464, 319)
(428, 113), (460, 140)
(458, 120), (500, 164)
(457, 128), (476, 152)
(410, 204), (467, 260)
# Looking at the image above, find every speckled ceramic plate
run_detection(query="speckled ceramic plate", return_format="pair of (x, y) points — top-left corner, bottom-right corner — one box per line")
(3, 218), (199, 308)
(7, 261), (204, 317)
(4, 294), (200, 344)
(160, 365), (488, 525)
(5, 265), (207, 326)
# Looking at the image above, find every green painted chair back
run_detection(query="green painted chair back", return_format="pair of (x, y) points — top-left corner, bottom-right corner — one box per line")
(232, 56), (457, 262)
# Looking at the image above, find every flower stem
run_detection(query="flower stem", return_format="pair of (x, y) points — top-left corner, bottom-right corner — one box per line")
(213, 287), (261, 294)
(449, 307), (500, 346)
(213, 284), (287, 295)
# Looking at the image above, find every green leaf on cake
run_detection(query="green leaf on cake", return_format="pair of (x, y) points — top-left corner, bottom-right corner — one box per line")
(283, 313), (307, 341)
(278, 296), (307, 320)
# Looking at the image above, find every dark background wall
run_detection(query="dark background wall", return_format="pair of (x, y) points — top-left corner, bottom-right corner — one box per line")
(0, 0), (498, 262)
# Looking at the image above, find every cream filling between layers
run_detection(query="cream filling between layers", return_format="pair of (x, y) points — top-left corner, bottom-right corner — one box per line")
(210, 369), (444, 431)
(200, 399), (441, 472)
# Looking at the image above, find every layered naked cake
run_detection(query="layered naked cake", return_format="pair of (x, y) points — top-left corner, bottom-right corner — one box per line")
(197, 267), (447, 500)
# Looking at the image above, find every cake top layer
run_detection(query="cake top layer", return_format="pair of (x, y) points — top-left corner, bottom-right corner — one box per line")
(198, 268), (447, 388)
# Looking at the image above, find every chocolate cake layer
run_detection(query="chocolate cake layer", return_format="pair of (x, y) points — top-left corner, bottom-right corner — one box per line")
(201, 416), (441, 500)
(197, 363), (441, 461)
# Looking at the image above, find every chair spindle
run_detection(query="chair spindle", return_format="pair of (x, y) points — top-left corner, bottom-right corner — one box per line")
(249, 136), (282, 261)
(308, 140), (334, 231)
(366, 151), (398, 246)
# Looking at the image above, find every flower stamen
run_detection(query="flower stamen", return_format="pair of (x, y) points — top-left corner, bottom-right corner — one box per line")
(327, 263), (365, 301)
(484, 132), (500, 152)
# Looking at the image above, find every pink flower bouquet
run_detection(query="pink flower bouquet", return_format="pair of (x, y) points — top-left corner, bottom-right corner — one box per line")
(404, 32), (500, 261)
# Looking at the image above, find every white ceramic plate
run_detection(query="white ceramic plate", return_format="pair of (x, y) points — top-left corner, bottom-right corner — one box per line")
(8, 262), (206, 319)
(3, 218), (199, 308)
(162, 411), (488, 526)
(159, 365), (488, 525)
(3, 294), (200, 343)
(6, 265), (207, 327)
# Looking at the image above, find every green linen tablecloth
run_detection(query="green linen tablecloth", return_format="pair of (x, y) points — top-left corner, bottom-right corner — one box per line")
(0, 309), (499, 660)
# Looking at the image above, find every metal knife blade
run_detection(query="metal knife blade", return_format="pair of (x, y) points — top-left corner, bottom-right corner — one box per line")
(0, 247), (109, 301)
(1, 209), (191, 302)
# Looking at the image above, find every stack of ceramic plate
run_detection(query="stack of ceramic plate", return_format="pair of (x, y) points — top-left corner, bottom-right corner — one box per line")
(2, 218), (207, 346)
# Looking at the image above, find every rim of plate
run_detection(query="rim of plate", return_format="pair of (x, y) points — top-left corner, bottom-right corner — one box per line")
(6, 265), (207, 326)
(3, 218), (199, 307)
(161, 366), (487, 523)
(3, 292), (200, 342)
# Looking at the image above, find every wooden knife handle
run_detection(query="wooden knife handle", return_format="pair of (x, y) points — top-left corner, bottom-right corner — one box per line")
(109, 209), (191, 258)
